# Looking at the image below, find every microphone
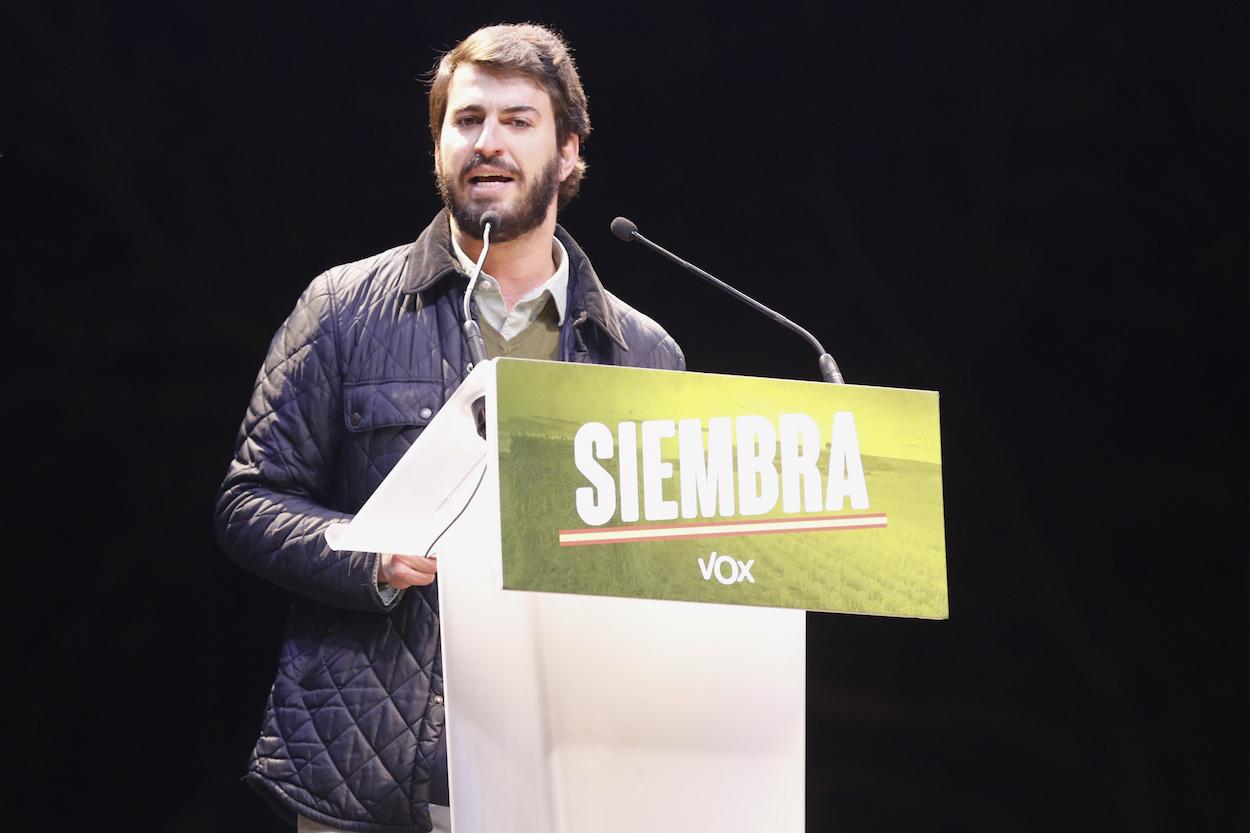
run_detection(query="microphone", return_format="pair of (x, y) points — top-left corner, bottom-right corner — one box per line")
(610, 216), (637, 242)
(462, 211), (502, 368)
(610, 216), (845, 384)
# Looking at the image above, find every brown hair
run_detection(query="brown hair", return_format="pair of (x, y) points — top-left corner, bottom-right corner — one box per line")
(428, 23), (591, 208)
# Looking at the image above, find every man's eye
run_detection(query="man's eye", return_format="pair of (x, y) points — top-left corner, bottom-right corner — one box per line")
(510, 119), (531, 128)
(456, 116), (481, 127)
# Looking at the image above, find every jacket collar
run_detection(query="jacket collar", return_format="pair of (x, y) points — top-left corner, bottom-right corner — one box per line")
(401, 210), (628, 351)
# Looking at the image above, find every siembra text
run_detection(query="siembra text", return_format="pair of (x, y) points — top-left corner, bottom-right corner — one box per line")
(572, 413), (870, 527)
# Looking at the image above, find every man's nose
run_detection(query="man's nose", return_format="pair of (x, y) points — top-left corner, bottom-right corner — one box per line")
(474, 119), (505, 157)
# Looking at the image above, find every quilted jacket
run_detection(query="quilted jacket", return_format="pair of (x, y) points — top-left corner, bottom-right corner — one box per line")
(214, 210), (684, 833)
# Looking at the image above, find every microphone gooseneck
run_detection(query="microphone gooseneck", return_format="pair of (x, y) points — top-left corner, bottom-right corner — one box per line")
(462, 211), (501, 368)
(610, 216), (845, 384)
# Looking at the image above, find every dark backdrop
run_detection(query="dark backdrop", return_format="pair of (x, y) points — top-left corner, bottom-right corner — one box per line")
(6, 2), (1245, 831)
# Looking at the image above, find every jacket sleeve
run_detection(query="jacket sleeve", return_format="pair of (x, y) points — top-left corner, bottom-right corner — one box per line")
(626, 319), (687, 372)
(213, 272), (401, 613)
(653, 335), (686, 372)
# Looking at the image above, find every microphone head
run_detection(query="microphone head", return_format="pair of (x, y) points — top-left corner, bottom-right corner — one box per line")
(480, 210), (502, 232)
(610, 216), (638, 242)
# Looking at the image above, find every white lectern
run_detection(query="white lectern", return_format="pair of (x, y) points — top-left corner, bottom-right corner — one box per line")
(328, 361), (806, 833)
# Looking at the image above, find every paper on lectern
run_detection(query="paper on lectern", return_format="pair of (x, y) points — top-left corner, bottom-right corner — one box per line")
(324, 361), (493, 557)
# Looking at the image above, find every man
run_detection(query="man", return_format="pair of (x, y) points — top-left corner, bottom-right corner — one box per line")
(214, 23), (683, 833)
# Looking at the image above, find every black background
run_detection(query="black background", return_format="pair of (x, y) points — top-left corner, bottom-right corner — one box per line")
(6, 2), (1246, 831)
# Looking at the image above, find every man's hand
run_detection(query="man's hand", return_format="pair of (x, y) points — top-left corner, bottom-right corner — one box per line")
(378, 553), (438, 589)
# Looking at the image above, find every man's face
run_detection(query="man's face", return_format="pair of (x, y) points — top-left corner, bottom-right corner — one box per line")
(436, 64), (578, 242)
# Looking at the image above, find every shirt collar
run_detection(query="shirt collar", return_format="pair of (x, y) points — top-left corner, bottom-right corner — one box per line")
(399, 211), (629, 351)
(449, 232), (569, 325)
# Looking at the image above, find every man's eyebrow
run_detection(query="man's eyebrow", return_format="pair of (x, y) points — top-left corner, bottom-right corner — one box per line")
(500, 105), (542, 117)
(449, 104), (541, 118)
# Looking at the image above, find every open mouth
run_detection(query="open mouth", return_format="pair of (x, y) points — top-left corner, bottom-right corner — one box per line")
(468, 174), (514, 185)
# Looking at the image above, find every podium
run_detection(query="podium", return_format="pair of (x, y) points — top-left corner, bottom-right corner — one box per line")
(327, 359), (946, 833)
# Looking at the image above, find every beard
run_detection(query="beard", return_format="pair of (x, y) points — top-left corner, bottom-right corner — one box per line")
(436, 151), (561, 243)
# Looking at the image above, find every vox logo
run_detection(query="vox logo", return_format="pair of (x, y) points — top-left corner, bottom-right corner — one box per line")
(697, 551), (756, 585)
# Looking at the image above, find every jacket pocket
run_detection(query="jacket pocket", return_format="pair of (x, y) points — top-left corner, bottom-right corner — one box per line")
(342, 378), (444, 432)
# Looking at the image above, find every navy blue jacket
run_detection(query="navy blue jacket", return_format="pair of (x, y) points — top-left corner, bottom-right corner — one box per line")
(214, 211), (684, 832)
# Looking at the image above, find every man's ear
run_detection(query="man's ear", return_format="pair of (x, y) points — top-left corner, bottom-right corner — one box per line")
(557, 134), (580, 182)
